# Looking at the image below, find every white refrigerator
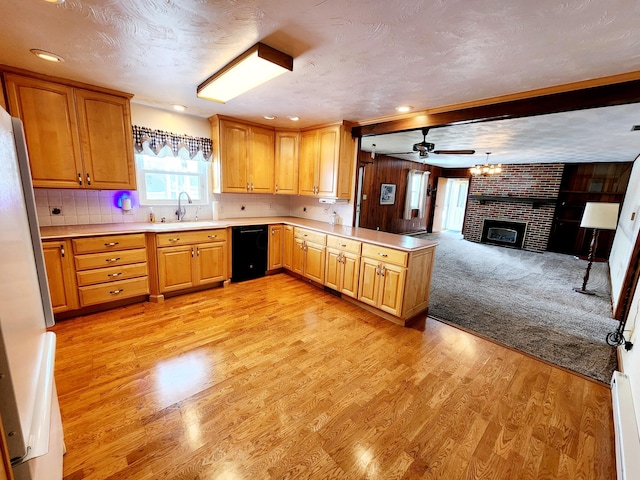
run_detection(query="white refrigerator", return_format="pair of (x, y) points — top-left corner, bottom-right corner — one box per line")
(0, 107), (64, 479)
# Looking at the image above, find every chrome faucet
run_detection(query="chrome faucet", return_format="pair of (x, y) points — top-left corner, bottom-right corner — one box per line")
(176, 191), (192, 221)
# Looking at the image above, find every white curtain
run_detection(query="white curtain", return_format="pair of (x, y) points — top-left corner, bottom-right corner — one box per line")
(403, 169), (417, 220)
(403, 169), (430, 220)
(418, 171), (431, 218)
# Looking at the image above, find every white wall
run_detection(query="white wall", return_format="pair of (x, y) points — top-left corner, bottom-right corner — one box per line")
(611, 158), (640, 438)
(129, 103), (211, 138)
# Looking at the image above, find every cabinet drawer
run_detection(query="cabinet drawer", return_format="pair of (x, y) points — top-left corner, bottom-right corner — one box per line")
(78, 277), (149, 307)
(75, 248), (147, 271)
(327, 235), (361, 254)
(72, 233), (146, 254)
(156, 229), (227, 247)
(76, 262), (148, 287)
(294, 227), (326, 245)
(361, 243), (408, 267)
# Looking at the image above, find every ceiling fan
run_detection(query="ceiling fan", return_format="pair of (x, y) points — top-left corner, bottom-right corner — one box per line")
(385, 128), (476, 158)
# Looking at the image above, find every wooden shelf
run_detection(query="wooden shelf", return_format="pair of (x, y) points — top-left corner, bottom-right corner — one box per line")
(468, 195), (557, 209)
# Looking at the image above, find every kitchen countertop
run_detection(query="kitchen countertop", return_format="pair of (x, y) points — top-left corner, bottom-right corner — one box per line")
(40, 217), (437, 252)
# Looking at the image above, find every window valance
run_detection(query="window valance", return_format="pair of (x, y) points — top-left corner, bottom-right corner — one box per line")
(132, 125), (213, 161)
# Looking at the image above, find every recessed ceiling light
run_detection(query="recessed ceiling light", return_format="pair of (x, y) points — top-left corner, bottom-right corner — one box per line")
(395, 105), (413, 113)
(44, 0), (65, 4)
(30, 49), (65, 62)
(287, 116), (300, 121)
(263, 115), (276, 120)
(172, 104), (187, 112)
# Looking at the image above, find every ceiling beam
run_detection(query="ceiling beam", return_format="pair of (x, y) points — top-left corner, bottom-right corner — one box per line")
(352, 75), (640, 137)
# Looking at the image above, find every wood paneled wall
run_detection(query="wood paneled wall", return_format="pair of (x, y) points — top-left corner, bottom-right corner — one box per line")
(357, 151), (438, 234)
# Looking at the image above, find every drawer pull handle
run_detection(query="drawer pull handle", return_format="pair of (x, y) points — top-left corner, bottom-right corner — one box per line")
(378, 253), (388, 257)
(207, 234), (217, 238)
(339, 243), (347, 247)
(107, 272), (122, 277)
(168, 237), (180, 242)
(303, 234), (308, 237)
(109, 289), (123, 295)
(105, 257), (121, 263)
(104, 242), (119, 247)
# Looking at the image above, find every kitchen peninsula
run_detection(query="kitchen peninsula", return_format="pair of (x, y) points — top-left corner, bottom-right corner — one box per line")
(40, 217), (437, 326)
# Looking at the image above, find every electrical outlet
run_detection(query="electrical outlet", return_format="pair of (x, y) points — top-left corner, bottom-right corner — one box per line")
(51, 206), (62, 215)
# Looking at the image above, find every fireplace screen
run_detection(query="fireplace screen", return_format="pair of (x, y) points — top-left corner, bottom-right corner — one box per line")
(487, 227), (517, 244)
(481, 220), (527, 249)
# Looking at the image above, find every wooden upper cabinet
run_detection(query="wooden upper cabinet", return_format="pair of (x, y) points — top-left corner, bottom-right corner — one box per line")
(74, 89), (136, 189)
(298, 123), (355, 199)
(274, 130), (299, 195)
(212, 116), (275, 194)
(249, 125), (275, 193)
(298, 130), (318, 196)
(219, 120), (250, 192)
(4, 74), (83, 188)
(3, 72), (135, 190)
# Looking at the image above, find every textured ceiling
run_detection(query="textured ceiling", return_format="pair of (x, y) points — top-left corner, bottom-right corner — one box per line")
(2, 0), (640, 166)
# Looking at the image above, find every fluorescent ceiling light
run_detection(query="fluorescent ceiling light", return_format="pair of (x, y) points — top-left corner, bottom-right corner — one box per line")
(30, 49), (64, 62)
(197, 42), (293, 103)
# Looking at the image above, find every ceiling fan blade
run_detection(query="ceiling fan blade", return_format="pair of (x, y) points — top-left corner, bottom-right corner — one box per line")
(432, 149), (476, 155)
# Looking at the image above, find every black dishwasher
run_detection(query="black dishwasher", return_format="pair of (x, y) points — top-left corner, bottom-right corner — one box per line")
(231, 225), (268, 282)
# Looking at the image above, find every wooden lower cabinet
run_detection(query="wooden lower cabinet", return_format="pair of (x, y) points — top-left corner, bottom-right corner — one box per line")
(325, 248), (360, 298)
(73, 233), (149, 307)
(290, 227), (327, 283)
(358, 258), (406, 317)
(268, 224), (283, 270)
(42, 240), (78, 313)
(157, 242), (226, 293)
(283, 225), (294, 270)
(304, 241), (326, 284)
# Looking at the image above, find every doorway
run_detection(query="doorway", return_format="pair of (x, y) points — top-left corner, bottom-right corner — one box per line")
(433, 178), (469, 232)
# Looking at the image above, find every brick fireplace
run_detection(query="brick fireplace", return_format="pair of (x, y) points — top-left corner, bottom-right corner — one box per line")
(463, 163), (564, 252)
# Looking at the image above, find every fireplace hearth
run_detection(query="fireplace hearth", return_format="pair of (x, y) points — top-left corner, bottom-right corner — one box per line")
(481, 220), (527, 249)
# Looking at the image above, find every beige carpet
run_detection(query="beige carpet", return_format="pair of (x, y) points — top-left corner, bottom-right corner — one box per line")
(417, 231), (618, 384)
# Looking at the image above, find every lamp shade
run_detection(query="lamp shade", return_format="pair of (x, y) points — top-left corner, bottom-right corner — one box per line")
(197, 42), (293, 103)
(580, 202), (620, 230)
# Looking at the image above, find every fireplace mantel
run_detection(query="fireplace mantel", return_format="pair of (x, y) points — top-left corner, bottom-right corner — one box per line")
(468, 195), (557, 209)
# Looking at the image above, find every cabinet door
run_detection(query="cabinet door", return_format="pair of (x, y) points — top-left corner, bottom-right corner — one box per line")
(75, 89), (136, 189)
(340, 252), (360, 299)
(324, 248), (341, 291)
(298, 130), (318, 196)
(292, 238), (305, 275)
(317, 125), (340, 197)
(283, 225), (294, 270)
(304, 242), (326, 284)
(195, 243), (226, 285)
(274, 131), (299, 195)
(157, 245), (195, 292)
(249, 126), (274, 193)
(42, 240), (78, 313)
(268, 225), (283, 270)
(378, 263), (406, 317)
(4, 74), (83, 188)
(220, 120), (250, 192)
(358, 257), (380, 308)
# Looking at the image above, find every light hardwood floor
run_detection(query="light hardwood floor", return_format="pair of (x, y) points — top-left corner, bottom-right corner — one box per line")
(52, 273), (615, 479)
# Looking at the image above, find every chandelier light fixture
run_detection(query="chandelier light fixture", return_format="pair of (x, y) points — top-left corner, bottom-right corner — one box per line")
(470, 152), (502, 176)
(197, 42), (293, 103)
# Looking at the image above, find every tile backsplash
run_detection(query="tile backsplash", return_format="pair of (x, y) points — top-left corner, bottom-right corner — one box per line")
(34, 189), (354, 226)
